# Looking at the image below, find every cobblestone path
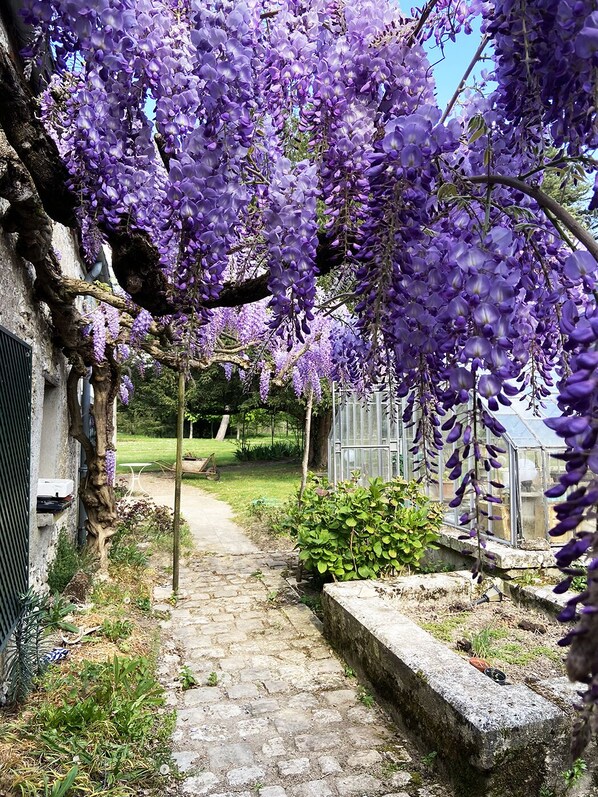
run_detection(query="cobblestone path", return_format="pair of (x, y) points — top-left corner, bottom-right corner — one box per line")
(147, 476), (450, 797)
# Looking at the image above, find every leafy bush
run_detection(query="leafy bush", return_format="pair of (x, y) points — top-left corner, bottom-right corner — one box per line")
(571, 568), (588, 592)
(234, 441), (302, 461)
(47, 531), (80, 594)
(110, 496), (192, 563)
(277, 475), (443, 581)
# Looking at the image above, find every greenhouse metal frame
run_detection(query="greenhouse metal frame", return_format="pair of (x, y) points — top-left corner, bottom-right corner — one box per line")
(328, 386), (569, 549)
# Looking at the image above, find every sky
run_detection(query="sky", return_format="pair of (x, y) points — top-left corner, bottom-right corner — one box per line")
(425, 20), (488, 114)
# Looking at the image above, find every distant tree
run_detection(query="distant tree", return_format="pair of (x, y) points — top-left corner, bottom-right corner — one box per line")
(542, 161), (598, 235)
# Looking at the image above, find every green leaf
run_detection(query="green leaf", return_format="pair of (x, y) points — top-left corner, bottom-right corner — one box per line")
(317, 561), (328, 574)
(437, 182), (458, 201)
(50, 765), (79, 797)
(469, 125), (487, 144)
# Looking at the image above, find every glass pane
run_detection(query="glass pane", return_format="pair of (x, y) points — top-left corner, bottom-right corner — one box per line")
(525, 418), (562, 448)
(519, 449), (547, 542)
(487, 431), (511, 542)
(544, 449), (591, 543)
(494, 414), (538, 447)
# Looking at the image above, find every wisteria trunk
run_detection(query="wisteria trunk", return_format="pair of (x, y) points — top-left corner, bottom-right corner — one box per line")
(67, 361), (119, 569)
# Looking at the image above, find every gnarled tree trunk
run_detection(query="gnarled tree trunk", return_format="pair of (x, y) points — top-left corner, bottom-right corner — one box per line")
(68, 361), (119, 568)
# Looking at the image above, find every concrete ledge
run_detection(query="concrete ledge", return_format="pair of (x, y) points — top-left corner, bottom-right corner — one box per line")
(437, 526), (557, 570)
(323, 578), (572, 797)
(499, 579), (569, 618)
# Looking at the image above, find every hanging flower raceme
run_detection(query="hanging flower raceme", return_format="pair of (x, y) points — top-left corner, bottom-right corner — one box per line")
(263, 157), (319, 338)
(119, 375), (134, 406)
(488, 0), (598, 156)
(104, 450), (116, 487)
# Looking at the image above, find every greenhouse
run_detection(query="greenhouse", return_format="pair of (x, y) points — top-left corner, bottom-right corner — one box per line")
(328, 387), (574, 549)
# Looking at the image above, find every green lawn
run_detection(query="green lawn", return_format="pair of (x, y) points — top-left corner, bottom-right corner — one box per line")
(117, 434), (302, 526)
(194, 461), (301, 520)
(116, 434), (295, 470)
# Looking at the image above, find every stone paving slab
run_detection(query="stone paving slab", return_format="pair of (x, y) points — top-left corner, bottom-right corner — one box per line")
(152, 478), (451, 797)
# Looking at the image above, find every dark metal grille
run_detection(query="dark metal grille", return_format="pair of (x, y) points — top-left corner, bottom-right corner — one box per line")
(0, 325), (31, 653)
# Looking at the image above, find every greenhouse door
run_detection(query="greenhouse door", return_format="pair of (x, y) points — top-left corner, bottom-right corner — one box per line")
(329, 388), (404, 484)
(0, 326), (32, 652)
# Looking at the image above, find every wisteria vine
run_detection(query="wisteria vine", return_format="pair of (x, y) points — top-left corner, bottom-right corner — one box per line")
(24, 0), (598, 740)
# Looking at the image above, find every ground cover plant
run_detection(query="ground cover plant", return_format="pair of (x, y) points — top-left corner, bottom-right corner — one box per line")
(277, 475), (443, 580)
(0, 500), (181, 796)
(1, 655), (174, 797)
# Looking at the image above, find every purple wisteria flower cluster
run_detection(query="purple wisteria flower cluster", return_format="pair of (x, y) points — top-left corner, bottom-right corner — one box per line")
(488, 0), (598, 157)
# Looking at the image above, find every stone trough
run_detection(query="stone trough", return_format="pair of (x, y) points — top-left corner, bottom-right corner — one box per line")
(322, 573), (585, 797)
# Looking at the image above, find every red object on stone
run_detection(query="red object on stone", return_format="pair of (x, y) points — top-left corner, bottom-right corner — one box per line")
(469, 657), (490, 672)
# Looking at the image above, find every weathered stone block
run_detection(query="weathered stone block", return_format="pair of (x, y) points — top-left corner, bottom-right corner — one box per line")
(323, 579), (573, 797)
(277, 757), (311, 776)
(226, 766), (265, 787)
(335, 774), (383, 795)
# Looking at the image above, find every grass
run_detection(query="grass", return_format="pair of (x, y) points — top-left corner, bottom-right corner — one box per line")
(422, 616), (564, 669)
(492, 642), (563, 666)
(468, 627), (509, 659)
(420, 613), (471, 642)
(116, 434), (300, 471)
(0, 558), (175, 796)
(117, 434), (302, 538)
(191, 461), (301, 524)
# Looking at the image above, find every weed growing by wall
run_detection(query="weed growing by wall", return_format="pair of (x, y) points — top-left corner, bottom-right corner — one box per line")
(47, 531), (80, 594)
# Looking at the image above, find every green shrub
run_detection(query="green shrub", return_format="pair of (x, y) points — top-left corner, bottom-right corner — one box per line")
(571, 568), (588, 592)
(47, 531), (79, 594)
(234, 441), (302, 461)
(277, 475), (443, 581)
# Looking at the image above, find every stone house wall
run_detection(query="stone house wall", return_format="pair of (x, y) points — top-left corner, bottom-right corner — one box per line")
(0, 16), (85, 597)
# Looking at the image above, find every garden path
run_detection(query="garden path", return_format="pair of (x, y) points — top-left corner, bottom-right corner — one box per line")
(144, 474), (450, 797)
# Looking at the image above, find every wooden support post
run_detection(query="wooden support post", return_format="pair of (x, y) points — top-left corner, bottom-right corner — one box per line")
(173, 368), (185, 593)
